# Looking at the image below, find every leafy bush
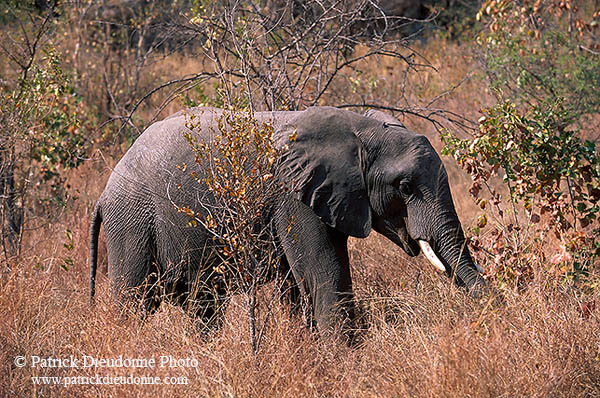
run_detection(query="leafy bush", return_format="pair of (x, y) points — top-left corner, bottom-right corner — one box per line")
(443, 100), (600, 287)
(477, 0), (600, 129)
(0, 46), (90, 259)
(442, 0), (600, 289)
(181, 106), (285, 353)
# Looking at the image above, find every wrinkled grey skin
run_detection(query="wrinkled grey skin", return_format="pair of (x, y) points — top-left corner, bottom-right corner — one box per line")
(90, 106), (486, 334)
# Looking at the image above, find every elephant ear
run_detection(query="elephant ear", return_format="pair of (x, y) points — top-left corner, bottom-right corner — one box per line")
(364, 109), (405, 128)
(276, 108), (372, 238)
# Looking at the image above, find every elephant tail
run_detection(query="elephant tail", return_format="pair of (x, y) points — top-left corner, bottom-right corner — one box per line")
(89, 202), (102, 302)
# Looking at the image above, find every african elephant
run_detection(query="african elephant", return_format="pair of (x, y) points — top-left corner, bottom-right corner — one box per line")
(89, 106), (486, 334)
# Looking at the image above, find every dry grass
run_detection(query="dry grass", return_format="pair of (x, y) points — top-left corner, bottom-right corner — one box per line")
(2, 225), (599, 397)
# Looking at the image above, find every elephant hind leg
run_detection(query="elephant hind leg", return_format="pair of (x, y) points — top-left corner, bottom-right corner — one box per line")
(105, 225), (161, 316)
(109, 257), (162, 317)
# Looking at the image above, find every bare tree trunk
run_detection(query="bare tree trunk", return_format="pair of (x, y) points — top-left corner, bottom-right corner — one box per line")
(0, 153), (23, 260)
(248, 281), (258, 355)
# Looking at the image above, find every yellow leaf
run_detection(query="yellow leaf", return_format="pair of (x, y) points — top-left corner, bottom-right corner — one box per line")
(477, 213), (488, 228)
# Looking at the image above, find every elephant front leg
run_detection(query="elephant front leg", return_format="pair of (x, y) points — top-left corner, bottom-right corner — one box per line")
(275, 199), (355, 337)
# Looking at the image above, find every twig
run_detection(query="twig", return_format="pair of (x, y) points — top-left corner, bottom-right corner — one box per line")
(579, 45), (600, 56)
(112, 72), (219, 140)
(337, 103), (478, 133)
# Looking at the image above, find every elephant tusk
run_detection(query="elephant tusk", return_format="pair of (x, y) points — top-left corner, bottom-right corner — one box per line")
(475, 263), (484, 273)
(418, 240), (446, 273)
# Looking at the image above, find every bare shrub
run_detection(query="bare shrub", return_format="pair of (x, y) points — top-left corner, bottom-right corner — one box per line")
(182, 0), (422, 112)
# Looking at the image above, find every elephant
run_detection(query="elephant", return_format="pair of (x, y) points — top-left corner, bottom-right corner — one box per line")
(89, 106), (486, 335)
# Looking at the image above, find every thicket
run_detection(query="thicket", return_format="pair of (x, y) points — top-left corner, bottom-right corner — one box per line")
(0, 3), (91, 261)
(442, 0), (600, 290)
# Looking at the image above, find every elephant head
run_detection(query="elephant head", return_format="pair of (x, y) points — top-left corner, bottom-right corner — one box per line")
(362, 109), (485, 294)
(278, 107), (486, 298)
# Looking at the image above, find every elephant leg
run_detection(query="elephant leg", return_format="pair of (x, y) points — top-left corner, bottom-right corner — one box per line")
(275, 199), (355, 336)
(174, 273), (227, 328)
(275, 253), (302, 312)
(105, 223), (160, 315)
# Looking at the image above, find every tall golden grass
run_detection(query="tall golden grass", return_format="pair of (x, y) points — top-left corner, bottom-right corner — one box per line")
(2, 216), (599, 396)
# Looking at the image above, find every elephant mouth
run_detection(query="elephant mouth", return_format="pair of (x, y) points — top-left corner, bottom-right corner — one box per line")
(381, 224), (483, 276)
(395, 228), (420, 257)
(373, 218), (420, 257)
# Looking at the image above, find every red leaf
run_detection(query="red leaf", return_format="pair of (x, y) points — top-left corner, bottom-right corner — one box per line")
(470, 182), (482, 198)
(579, 300), (596, 319)
(550, 245), (572, 265)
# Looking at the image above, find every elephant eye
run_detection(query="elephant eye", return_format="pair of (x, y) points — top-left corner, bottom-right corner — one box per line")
(398, 180), (412, 197)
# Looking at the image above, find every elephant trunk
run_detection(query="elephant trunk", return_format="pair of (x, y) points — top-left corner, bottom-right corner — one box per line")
(432, 216), (486, 297)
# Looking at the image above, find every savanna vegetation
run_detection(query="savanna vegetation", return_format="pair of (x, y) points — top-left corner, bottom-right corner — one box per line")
(1, 0), (599, 396)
